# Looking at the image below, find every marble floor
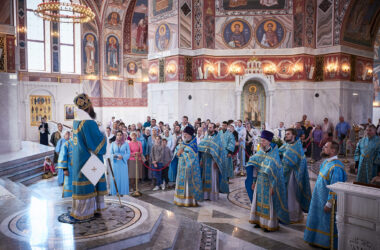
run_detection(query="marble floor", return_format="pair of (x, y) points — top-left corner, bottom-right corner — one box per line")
(0, 155), (357, 250)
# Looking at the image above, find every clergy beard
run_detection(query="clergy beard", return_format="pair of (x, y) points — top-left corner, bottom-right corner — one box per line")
(320, 152), (329, 158)
(285, 138), (293, 143)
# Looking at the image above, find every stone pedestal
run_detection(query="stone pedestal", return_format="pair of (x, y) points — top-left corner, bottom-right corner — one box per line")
(0, 73), (21, 153)
(327, 182), (380, 250)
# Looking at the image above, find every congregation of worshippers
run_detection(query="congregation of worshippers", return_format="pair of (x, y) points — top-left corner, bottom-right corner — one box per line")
(39, 93), (380, 249)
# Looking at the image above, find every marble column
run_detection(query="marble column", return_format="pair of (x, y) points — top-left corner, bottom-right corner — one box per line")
(0, 73), (21, 153)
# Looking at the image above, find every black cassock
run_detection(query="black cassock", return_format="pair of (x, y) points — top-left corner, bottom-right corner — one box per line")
(39, 122), (49, 146)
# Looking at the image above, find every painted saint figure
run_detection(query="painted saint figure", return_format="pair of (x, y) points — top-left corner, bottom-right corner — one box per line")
(85, 34), (96, 74)
(261, 21), (279, 47)
(136, 17), (148, 52)
(107, 36), (119, 74)
(156, 24), (169, 51)
(228, 22), (246, 48)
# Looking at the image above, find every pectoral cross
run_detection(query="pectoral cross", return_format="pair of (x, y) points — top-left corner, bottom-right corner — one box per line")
(91, 166), (97, 172)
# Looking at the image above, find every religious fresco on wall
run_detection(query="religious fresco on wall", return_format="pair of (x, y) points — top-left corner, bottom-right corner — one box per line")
(342, 0), (380, 48)
(30, 96), (52, 126)
(106, 12), (121, 29)
(255, 19), (285, 48)
(127, 61), (138, 75)
(105, 35), (120, 75)
(155, 23), (170, 51)
(153, 0), (173, 16)
(242, 81), (266, 127)
(82, 33), (98, 75)
(223, 0), (285, 10)
(131, 0), (148, 54)
(222, 19), (252, 49)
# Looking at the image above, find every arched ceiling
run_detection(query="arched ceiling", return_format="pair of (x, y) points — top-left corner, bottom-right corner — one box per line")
(341, 0), (380, 50)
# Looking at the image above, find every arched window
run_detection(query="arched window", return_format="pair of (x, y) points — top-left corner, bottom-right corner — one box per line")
(26, 0), (81, 74)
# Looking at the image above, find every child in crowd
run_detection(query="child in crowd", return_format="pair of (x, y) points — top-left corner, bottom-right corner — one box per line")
(43, 156), (56, 178)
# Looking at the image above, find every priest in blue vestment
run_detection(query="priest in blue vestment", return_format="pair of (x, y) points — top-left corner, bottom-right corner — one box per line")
(355, 125), (380, 184)
(57, 131), (73, 198)
(110, 131), (130, 196)
(219, 121), (236, 178)
(247, 130), (289, 232)
(279, 128), (311, 223)
(173, 126), (203, 207)
(304, 141), (347, 249)
(56, 135), (69, 185)
(198, 123), (229, 201)
(60, 93), (107, 223)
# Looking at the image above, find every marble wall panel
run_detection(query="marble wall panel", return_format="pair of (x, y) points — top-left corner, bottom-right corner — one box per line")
(316, 0), (333, 48)
(179, 0), (192, 49)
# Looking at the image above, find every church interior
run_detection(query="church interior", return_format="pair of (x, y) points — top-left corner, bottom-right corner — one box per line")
(0, 0), (380, 249)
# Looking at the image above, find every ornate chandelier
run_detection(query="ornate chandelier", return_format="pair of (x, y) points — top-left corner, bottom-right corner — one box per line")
(34, 0), (95, 23)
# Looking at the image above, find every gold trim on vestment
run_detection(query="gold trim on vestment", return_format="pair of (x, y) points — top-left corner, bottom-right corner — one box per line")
(173, 200), (198, 207)
(305, 226), (338, 237)
(248, 220), (279, 231)
(319, 164), (344, 181)
(94, 136), (106, 155)
(174, 193), (194, 199)
(73, 120), (86, 134)
(72, 192), (97, 200)
(72, 178), (106, 186)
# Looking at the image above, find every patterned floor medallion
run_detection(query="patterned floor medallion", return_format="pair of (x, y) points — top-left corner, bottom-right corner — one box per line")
(2, 198), (142, 242)
(227, 188), (251, 210)
(199, 224), (217, 250)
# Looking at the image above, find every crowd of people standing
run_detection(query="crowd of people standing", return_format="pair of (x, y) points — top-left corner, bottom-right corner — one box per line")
(39, 93), (380, 249)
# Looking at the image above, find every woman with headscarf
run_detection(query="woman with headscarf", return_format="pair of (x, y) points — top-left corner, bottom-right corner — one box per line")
(110, 130), (130, 196)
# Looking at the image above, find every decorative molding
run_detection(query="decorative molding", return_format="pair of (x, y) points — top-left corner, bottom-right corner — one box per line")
(147, 45), (374, 60)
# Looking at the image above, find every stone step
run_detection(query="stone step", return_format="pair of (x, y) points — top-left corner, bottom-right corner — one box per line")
(19, 172), (46, 186)
(128, 211), (180, 250)
(0, 177), (43, 202)
(0, 150), (53, 169)
(0, 156), (47, 177)
(5, 164), (44, 182)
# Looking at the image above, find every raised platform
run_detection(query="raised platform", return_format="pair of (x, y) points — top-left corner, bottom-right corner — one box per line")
(0, 141), (54, 186)
(0, 176), (242, 250)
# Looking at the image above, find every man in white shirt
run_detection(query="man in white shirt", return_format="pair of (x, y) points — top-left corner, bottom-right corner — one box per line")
(274, 121), (286, 141)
